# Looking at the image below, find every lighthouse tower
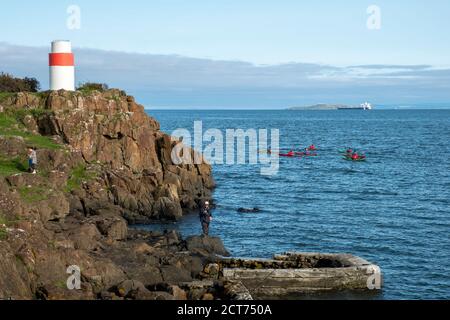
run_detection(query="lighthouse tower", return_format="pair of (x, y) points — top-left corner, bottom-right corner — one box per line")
(49, 40), (75, 91)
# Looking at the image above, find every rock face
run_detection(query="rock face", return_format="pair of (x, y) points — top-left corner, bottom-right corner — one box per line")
(4, 90), (214, 222)
(185, 236), (231, 257)
(0, 90), (224, 300)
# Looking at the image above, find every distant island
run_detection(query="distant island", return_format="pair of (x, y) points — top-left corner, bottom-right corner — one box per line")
(288, 103), (373, 110)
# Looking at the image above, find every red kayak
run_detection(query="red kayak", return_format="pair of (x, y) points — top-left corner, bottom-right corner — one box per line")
(295, 152), (318, 157)
(279, 153), (296, 157)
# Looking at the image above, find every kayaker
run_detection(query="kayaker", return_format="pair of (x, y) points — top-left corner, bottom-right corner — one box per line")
(287, 150), (294, 157)
(308, 144), (316, 151)
(352, 152), (359, 160)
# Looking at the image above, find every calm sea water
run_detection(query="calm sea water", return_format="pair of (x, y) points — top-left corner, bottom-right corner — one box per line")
(143, 110), (450, 300)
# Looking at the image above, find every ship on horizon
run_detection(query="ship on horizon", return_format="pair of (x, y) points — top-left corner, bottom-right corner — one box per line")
(337, 102), (373, 110)
(289, 102), (374, 110)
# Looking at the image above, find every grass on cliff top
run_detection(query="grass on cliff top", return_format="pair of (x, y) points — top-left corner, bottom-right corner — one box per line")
(0, 91), (49, 101)
(0, 92), (15, 102)
(0, 113), (61, 150)
(65, 164), (97, 193)
(0, 156), (28, 176)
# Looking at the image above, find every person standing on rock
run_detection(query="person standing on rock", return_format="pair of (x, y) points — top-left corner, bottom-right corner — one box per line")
(199, 201), (213, 236)
(28, 148), (37, 174)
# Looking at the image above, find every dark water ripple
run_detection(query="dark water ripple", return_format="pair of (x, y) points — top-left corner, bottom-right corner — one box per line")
(142, 110), (450, 300)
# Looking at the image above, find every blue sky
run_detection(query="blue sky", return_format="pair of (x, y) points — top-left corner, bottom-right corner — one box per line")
(1, 1), (450, 108)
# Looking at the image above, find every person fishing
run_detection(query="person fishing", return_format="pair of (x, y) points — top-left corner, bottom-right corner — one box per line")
(27, 148), (37, 174)
(199, 201), (213, 236)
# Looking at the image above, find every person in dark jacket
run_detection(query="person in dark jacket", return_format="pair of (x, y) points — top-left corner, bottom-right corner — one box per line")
(199, 201), (213, 236)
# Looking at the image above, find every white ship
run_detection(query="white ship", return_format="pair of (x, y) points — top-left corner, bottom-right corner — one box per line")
(360, 102), (373, 110)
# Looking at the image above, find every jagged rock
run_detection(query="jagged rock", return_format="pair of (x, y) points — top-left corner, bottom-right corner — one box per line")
(203, 263), (221, 279)
(202, 293), (214, 300)
(0, 244), (33, 299)
(179, 280), (215, 300)
(133, 242), (154, 255)
(95, 216), (128, 241)
(115, 279), (147, 298)
(154, 197), (183, 220)
(185, 236), (230, 257)
(160, 265), (193, 283)
(0, 90), (222, 300)
(68, 224), (101, 250)
(168, 285), (188, 300)
(2, 90), (214, 221)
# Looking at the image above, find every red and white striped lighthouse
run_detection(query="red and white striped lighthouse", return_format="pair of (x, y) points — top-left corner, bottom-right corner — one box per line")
(49, 40), (75, 91)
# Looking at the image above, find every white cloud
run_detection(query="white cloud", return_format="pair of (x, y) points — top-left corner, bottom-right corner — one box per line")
(1, 42), (449, 107)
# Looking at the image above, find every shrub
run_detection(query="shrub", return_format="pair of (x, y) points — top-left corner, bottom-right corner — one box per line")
(0, 72), (40, 92)
(77, 82), (109, 93)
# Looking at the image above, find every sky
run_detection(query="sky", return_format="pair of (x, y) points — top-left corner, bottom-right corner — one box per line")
(1, 1), (450, 108)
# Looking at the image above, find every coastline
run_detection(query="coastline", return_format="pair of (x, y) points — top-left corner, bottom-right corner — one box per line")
(0, 89), (383, 300)
(0, 89), (225, 300)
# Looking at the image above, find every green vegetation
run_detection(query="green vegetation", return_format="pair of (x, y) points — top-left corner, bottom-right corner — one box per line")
(0, 156), (28, 176)
(66, 164), (97, 193)
(55, 280), (68, 289)
(0, 112), (61, 150)
(77, 82), (109, 95)
(30, 91), (50, 100)
(9, 107), (52, 123)
(0, 73), (40, 93)
(18, 186), (50, 203)
(0, 92), (14, 102)
(0, 113), (17, 127)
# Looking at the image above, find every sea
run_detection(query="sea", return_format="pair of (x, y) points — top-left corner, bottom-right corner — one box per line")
(141, 109), (450, 300)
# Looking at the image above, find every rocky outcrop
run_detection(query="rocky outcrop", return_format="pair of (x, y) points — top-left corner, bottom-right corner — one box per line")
(0, 89), (226, 300)
(3, 90), (214, 222)
(185, 236), (231, 257)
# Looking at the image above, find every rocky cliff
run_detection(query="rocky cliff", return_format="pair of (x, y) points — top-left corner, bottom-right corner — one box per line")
(1, 90), (214, 222)
(0, 90), (232, 300)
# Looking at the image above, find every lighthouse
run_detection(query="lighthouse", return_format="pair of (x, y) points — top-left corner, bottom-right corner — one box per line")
(49, 40), (75, 91)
